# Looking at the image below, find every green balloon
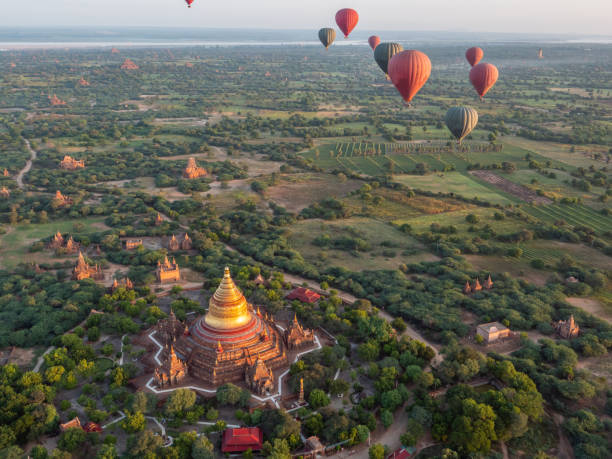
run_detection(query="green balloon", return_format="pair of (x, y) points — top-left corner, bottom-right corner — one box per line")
(318, 28), (336, 50)
(374, 42), (403, 77)
(445, 106), (479, 143)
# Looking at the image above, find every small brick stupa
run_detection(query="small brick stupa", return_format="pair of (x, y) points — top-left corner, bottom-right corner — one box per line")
(49, 94), (66, 106)
(78, 78), (90, 86)
(121, 59), (139, 70)
(53, 190), (72, 206)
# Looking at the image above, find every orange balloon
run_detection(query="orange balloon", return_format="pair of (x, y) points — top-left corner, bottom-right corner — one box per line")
(368, 35), (381, 50)
(465, 47), (483, 67)
(470, 62), (499, 99)
(388, 50), (432, 105)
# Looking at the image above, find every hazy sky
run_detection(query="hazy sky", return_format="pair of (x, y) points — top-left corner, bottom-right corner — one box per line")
(1, 0), (610, 36)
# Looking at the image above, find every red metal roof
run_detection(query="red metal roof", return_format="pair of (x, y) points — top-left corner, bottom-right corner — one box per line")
(83, 422), (102, 433)
(222, 427), (263, 453)
(387, 448), (412, 459)
(286, 287), (321, 304)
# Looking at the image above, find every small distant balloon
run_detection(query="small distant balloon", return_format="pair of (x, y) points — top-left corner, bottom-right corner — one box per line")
(368, 36), (381, 51)
(185, 0), (194, 7)
(445, 106), (479, 144)
(335, 8), (359, 38)
(318, 28), (336, 50)
(388, 50), (432, 105)
(374, 42), (403, 79)
(470, 62), (499, 99)
(465, 47), (484, 67)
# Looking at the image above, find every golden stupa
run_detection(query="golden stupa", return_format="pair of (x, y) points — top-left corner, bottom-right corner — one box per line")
(156, 267), (289, 394)
(204, 267), (251, 329)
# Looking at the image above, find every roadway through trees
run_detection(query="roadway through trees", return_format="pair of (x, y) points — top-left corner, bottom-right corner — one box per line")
(16, 138), (36, 189)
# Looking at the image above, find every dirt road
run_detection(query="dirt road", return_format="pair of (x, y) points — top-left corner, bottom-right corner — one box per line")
(17, 138), (36, 189)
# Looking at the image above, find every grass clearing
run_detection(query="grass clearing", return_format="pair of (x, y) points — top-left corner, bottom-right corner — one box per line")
(0, 217), (107, 270)
(287, 217), (437, 272)
(392, 172), (514, 205)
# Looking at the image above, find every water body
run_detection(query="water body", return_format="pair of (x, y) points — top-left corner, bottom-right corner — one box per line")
(0, 27), (610, 49)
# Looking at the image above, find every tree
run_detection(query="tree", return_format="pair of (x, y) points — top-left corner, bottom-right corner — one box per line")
(121, 411), (145, 434)
(448, 399), (497, 454)
(369, 444), (386, 459)
(165, 388), (196, 416)
(58, 428), (87, 452)
(267, 439), (291, 459)
(95, 444), (117, 459)
(128, 430), (163, 458)
(381, 410), (394, 428)
(329, 379), (349, 397)
(309, 389), (330, 409)
(191, 435), (214, 459)
(216, 383), (250, 407)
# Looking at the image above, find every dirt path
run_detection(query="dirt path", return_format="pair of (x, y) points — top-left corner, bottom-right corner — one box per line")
(549, 411), (574, 459)
(470, 170), (552, 204)
(16, 138), (36, 188)
(33, 346), (55, 372)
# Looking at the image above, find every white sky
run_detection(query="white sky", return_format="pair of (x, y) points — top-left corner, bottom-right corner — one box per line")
(0, 0), (610, 36)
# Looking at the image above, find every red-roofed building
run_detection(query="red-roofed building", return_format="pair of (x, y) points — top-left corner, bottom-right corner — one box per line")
(286, 287), (321, 304)
(83, 422), (102, 433)
(222, 427), (263, 453)
(387, 447), (415, 459)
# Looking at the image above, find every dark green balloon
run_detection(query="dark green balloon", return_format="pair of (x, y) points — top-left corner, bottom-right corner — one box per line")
(318, 28), (336, 50)
(445, 106), (479, 143)
(374, 42), (403, 77)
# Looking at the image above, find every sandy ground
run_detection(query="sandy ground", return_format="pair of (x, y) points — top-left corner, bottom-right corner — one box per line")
(266, 175), (362, 212)
(0, 347), (36, 368)
(565, 297), (611, 324)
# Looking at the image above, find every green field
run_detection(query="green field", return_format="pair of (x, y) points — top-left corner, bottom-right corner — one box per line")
(522, 204), (612, 234)
(392, 172), (516, 205)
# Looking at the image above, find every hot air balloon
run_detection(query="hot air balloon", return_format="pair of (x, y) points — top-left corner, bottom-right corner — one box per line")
(368, 35), (381, 50)
(465, 47), (483, 67)
(318, 28), (336, 50)
(374, 42), (403, 79)
(388, 50), (431, 106)
(335, 8), (359, 38)
(185, 0), (194, 7)
(470, 62), (499, 100)
(445, 106), (478, 144)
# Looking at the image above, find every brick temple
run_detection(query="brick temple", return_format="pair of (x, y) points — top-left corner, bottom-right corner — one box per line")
(73, 252), (104, 281)
(153, 267), (315, 396)
(60, 155), (85, 170)
(183, 157), (207, 179)
(156, 256), (180, 283)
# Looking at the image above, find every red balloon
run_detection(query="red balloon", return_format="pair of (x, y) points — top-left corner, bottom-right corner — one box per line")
(469, 62), (499, 99)
(368, 35), (381, 51)
(185, 0), (194, 7)
(335, 8), (359, 38)
(388, 50), (432, 105)
(465, 47), (483, 67)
